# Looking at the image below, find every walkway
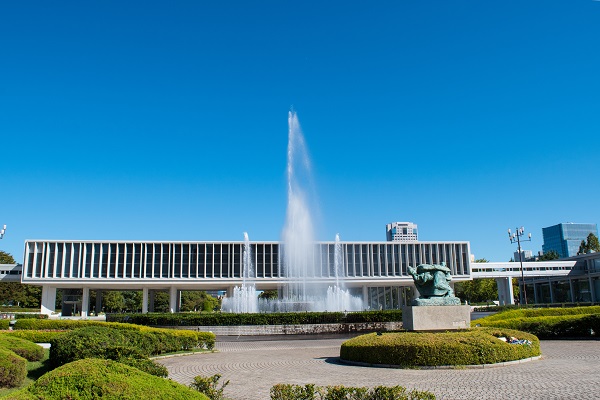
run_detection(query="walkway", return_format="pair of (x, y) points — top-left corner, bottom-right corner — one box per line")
(160, 336), (600, 400)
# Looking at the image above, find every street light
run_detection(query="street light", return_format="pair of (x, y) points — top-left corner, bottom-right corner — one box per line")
(0, 225), (6, 240)
(508, 226), (532, 305)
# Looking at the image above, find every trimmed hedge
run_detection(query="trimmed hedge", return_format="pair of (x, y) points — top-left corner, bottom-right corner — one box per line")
(340, 328), (540, 367)
(0, 335), (44, 361)
(13, 313), (48, 320)
(0, 347), (27, 388)
(475, 306), (600, 323)
(0, 320), (9, 330)
(4, 358), (209, 400)
(107, 310), (404, 326)
(475, 314), (599, 338)
(270, 384), (436, 400)
(1, 330), (66, 343)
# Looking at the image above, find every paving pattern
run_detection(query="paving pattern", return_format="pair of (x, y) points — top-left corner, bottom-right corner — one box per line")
(159, 337), (600, 400)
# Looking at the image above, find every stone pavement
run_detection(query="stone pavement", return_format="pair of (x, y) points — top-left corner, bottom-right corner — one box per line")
(159, 336), (600, 400)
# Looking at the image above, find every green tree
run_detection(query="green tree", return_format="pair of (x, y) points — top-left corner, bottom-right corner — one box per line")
(258, 290), (278, 300)
(153, 291), (170, 313)
(181, 291), (220, 312)
(454, 258), (498, 304)
(578, 233), (600, 254)
(0, 251), (16, 264)
(103, 291), (125, 312)
(539, 250), (559, 261)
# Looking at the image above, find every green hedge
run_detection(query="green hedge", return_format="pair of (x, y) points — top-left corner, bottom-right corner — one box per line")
(1, 330), (66, 343)
(4, 358), (209, 400)
(0, 320), (8, 330)
(475, 314), (599, 338)
(0, 347), (27, 388)
(340, 328), (540, 367)
(107, 310), (403, 326)
(13, 313), (48, 320)
(270, 384), (436, 400)
(0, 335), (44, 361)
(475, 306), (600, 323)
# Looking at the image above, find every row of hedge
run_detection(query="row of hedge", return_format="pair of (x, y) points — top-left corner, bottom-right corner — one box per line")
(475, 314), (599, 338)
(0, 335), (46, 388)
(270, 384), (435, 400)
(473, 303), (597, 312)
(106, 309), (404, 326)
(340, 328), (540, 367)
(475, 306), (600, 322)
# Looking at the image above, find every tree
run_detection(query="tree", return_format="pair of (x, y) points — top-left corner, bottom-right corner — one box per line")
(258, 290), (278, 300)
(578, 233), (600, 254)
(103, 291), (125, 312)
(539, 250), (559, 261)
(454, 258), (498, 304)
(0, 251), (16, 264)
(181, 291), (219, 312)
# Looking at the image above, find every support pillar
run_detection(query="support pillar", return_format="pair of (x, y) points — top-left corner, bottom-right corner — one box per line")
(142, 287), (149, 314)
(533, 282), (539, 304)
(40, 286), (57, 316)
(149, 290), (155, 312)
(362, 285), (368, 308)
(81, 288), (90, 318)
(569, 279), (575, 303)
(226, 286), (234, 298)
(549, 280), (555, 303)
(495, 277), (514, 306)
(169, 286), (178, 313)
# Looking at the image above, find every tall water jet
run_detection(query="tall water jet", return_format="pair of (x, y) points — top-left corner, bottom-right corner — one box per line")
(221, 232), (258, 313)
(281, 111), (317, 303)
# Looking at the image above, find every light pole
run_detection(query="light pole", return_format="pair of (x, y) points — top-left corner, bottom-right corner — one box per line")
(0, 225), (6, 239)
(508, 227), (531, 305)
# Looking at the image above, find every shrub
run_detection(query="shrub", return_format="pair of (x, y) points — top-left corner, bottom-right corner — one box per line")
(0, 320), (9, 330)
(269, 384), (436, 400)
(3, 358), (209, 400)
(475, 306), (600, 323)
(189, 374), (230, 400)
(2, 330), (66, 343)
(0, 335), (44, 361)
(340, 328), (540, 367)
(0, 347), (27, 388)
(107, 310), (404, 327)
(475, 314), (599, 338)
(13, 313), (48, 320)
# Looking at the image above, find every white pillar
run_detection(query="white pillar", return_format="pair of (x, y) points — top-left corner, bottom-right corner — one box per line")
(40, 286), (57, 316)
(362, 285), (368, 308)
(81, 288), (90, 317)
(169, 286), (178, 313)
(495, 277), (514, 306)
(142, 287), (149, 314)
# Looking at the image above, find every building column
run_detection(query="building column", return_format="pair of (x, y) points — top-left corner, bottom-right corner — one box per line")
(549, 280), (555, 303)
(40, 286), (57, 316)
(169, 286), (178, 313)
(589, 276), (597, 303)
(95, 290), (103, 314)
(81, 288), (90, 318)
(142, 287), (149, 314)
(533, 283), (539, 304)
(362, 285), (368, 308)
(495, 277), (514, 306)
(569, 279), (575, 303)
(226, 286), (234, 298)
(149, 290), (155, 312)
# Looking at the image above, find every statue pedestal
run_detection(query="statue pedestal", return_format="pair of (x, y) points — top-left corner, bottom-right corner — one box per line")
(402, 305), (471, 331)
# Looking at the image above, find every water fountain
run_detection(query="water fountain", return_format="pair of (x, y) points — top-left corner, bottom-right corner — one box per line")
(224, 111), (364, 312)
(221, 233), (258, 313)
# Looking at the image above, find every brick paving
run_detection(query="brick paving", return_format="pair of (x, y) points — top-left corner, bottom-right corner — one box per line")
(159, 337), (600, 400)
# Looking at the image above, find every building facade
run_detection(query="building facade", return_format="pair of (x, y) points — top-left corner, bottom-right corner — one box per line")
(542, 223), (598, 258)
(386, 222), (418, 242)
(22, 239), (471, 316)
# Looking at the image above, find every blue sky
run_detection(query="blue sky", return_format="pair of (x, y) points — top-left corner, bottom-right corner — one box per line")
(1, 1), (599, 263)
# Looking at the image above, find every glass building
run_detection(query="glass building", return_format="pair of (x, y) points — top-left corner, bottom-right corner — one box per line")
(542, 223), (598, 258)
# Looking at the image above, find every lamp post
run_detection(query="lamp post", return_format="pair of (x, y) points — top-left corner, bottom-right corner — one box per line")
(0, 225), (6, 239)
(508, 227), (531, 305)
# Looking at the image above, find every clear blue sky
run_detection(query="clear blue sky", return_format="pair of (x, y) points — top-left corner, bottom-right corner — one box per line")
(1, 1), (599, 264)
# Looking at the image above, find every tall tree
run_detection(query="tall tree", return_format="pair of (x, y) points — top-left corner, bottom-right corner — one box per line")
(539, 250), (559, 261)
(0, 251), (16, 264)
(578, 233), (600, 254)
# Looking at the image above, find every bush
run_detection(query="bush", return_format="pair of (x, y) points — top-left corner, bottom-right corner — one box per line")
(0, 320), (9, 330)
(269, 384), (436, 400)
(475, 314), (599, 338)
(340, 328), (540, 367)
(2, 330), (66, 343)
(13, 314), (48, 320)
(0, 347), (27, 388)
(3, 358), (209, 400)
(189, 374), (230, 400)
(475, 306), (600, 323)
(107, 310), (403, 326)
(0, 335), (44, 361)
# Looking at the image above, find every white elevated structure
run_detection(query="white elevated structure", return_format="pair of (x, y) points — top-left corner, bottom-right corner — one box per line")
(0, 263), (22, 282)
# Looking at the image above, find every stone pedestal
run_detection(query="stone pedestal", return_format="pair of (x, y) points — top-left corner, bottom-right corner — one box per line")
(402, 305), (471, 331)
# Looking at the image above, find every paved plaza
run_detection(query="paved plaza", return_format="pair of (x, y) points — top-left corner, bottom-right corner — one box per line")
(159, 336), (600, 400)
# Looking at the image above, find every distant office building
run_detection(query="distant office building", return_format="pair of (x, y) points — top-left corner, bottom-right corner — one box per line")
(542, 223), (598, 258)
(386, 222), (418, 242)
(514, 250), (534, 262)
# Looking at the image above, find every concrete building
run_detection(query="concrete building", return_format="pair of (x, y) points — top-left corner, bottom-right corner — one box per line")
(542, 222), (598, 258)
(22, 239), (471, 316)
(386, 222), (418, 242)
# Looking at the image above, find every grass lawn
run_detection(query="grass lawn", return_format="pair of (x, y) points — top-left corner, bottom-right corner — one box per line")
(0, 348), (50, 397)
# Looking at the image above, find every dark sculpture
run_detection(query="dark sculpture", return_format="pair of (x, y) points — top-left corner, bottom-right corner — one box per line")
(407, 262), (461, 306)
